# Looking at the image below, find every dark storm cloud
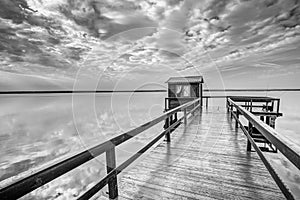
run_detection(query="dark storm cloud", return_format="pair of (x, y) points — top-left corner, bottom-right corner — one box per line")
(0, 0), (97, 76)
(0, 0), (159, 79)
(224, 0), (300, 42)
(0, 0), (66, 34)
(58, 0), (158, 39)
(0, 23), (69, 69)
(58, 0), (105, 38)
(0, 26), (43, 57)
(276, 4), (300, 28)
(0, 0), (36, 24)
(188, 0), (299, 72)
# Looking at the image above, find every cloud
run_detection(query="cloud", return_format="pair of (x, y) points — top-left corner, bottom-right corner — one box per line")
(0, 0), (299, 87)
(0, 71), (72, 90)
(203, 0), (232, 19)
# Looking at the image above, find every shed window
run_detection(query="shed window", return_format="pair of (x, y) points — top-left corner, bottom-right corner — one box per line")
(182, 85), (190, 97)
(176, 85), (182, 96)
(175, 85), (190, 97)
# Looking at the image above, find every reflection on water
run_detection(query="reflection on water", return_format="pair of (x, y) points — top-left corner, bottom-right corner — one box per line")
(0, 93), (300, 199)
(0, 93), (165, 199)
(267, 92), (300, 199)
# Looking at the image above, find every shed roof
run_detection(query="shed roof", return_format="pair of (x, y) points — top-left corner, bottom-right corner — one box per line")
(165, 76), (204, 84)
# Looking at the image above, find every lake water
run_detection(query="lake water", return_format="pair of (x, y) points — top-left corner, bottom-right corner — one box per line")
(0, 93), (299, 199)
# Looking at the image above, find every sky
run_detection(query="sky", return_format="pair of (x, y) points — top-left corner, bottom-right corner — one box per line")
(0, 1), (300, 198)
(0, 0), (299, 90)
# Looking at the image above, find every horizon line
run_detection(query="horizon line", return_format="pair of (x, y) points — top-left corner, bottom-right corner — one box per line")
(1, 88), (300, 94)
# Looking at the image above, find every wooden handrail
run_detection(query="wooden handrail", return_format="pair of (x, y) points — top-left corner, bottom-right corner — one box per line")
(227, 98), (300, 199)
(0, 98), (201, 200)
(78, 113), (191, 200)
(227, 98), (300, 171)
(228, 106), (295, 200)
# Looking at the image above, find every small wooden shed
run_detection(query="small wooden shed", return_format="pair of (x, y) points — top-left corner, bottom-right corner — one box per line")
(165, 76), (204, 111)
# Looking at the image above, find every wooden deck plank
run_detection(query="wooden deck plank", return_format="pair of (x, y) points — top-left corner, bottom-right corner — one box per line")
(128, 159), (281, 189)
(118, 108), (285, 200)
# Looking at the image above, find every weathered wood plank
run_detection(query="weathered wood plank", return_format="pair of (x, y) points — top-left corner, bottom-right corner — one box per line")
(123, 162), (282, 193)
(118, 109), (285, 200)
(120, 172), (282, 199)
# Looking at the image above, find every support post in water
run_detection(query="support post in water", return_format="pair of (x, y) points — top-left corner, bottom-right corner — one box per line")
(106, 147), (118, 199)
(247, 122), (252, 151)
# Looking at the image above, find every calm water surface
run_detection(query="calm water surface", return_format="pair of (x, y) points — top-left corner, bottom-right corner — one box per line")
(0, 93), (299, 199)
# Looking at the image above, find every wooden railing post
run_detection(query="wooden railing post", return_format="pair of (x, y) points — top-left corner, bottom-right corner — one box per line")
(184, 108), (187, 127)
(247, 122), (252, 151)
(235, 110), (239, 128)
(226, 98), (229, 112)
(266, 116), (270, 126)
(200, 96), (203, 107)
(106, 147), (118, 200)
(166, 115), (171, 142)
(191, 103), (194, 116)
(199, 99), (201, 114)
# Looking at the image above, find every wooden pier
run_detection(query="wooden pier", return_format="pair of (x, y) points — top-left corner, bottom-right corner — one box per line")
(117, 108), (285, 200)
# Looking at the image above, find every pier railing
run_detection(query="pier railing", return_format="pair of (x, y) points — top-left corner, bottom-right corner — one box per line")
(0, 98), (201, 200)
(227, 97), (300, 200)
